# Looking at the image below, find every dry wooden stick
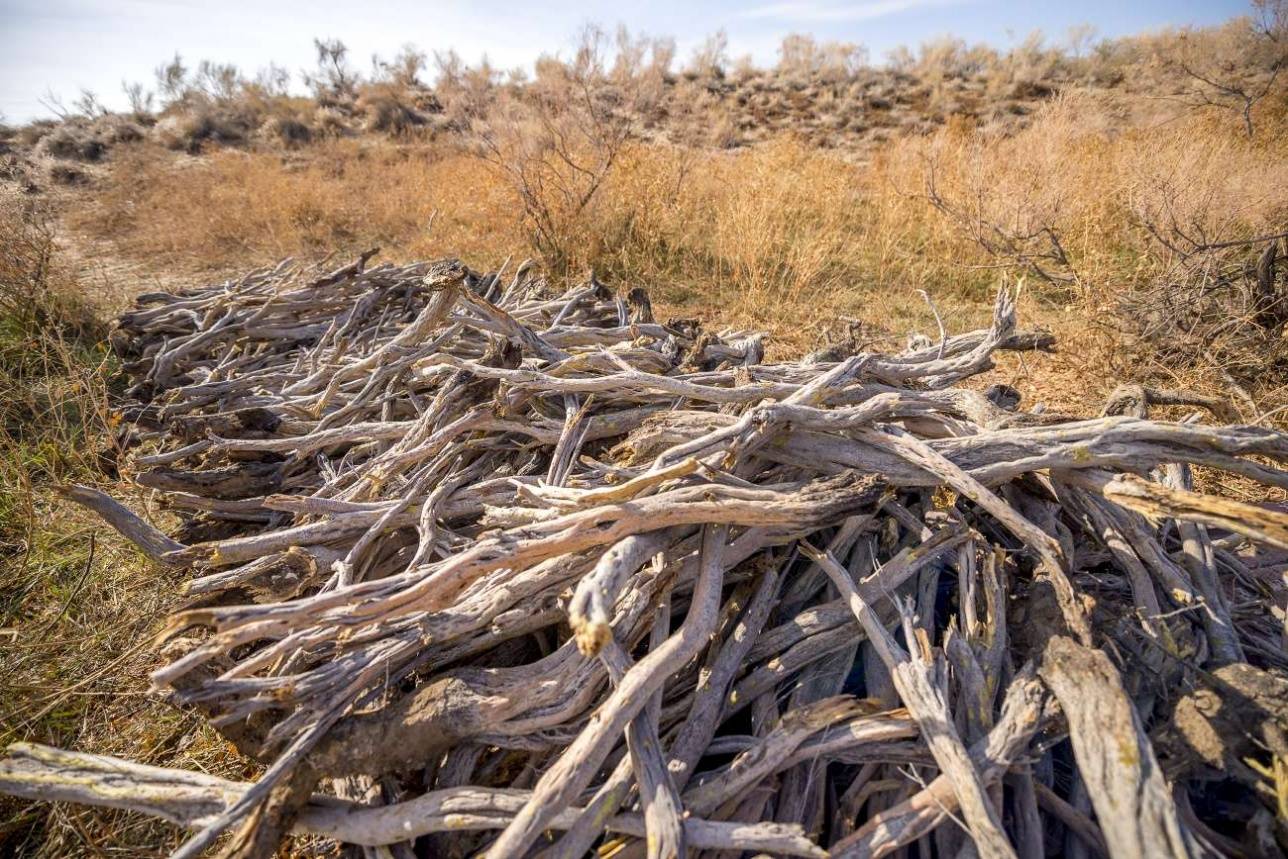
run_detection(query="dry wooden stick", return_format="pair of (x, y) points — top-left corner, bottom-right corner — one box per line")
(1038, 636), (1201, 859)
(804, 542), (1018, 858)
(10, 255), (1287, 859)
(0, 743), (827, 856)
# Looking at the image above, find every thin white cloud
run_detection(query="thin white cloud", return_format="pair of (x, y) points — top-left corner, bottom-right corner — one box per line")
(741, 0), (964, 23)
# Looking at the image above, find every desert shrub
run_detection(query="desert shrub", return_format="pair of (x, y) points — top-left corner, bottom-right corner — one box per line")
(91, 114), (144, 145)
(1113, 115), (1288, 377)
(26, 114), (144, 164)
(364, 44), (444, 126)
(1150, 4), (1288, 137)
(311, 106), (353, 137)
(0, 194), (108, 435)
(913, 37), (1000, 110)
(1119, 240), (1287, 385)
(152, 104), (255, 152)
(776, 34), (867, 84)
(145, 51), (310, 151)
(685, 30), (729, 80)
(260, 114), (313, 147)
(373, 44), (427, 88)
(154, 55), (250, 112)
(886, 45), (916, 73)
(987, 31), (1062, 98)
(355, 85), (426, 135)
(730, 54), (758, 84)
(36, 123), (105, 161)
(130, 39), (454, 149)
(14, 121), (56, 148)
(467, 25), (667, 271)
(305, 37), (360, 110)
(1082, 37), (1141, 86)
(121, 80), (154, 123)
(433, 49), (503, 127)
(880, 90), (1288, 391)
(46, 163), (87, 185)
(916, 37), (991, 81)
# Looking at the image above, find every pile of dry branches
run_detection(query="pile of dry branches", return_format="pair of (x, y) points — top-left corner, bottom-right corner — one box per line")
(5, 253), (1288, 859)
(1119, 236), (1287, 388)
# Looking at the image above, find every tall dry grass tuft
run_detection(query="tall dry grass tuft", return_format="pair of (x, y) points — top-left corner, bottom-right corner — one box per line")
(0, 194), (113, 489)
(884, 93), (1288, 338)
(84, 140), (525, 268)
(0, 193), (247, 858)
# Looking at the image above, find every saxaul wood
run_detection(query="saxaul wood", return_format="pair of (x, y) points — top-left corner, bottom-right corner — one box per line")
(4, 252), (1288, 858)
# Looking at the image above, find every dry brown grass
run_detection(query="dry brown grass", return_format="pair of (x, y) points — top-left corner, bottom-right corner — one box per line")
(84, 141), (520, 270)
(69, 92), (1288, 405)
(0, 193), (250, 857)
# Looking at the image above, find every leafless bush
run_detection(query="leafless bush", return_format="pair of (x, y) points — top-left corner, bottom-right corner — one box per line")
(155, 54), (189, 105)
(987, 31), (1062, 98)
(686, 30), (729, 80)
(923, 155), (1078, 288)
(468, 25), (664, 269)
(326, 45), (451, 137)
(145, 50), (309, 149)
(36, 122), (106, 162)
(355, 85), (426, 135)
(1153, 3), (1287, 137)
(1120, 238), (1287, 383)
(0, 196), (100, 342)
(71, 89), (108, 119)
(306, 37), (360, 108)
(249, 63), (292, 99)
(259, 114), (313, 147)
(121, 81), (154, 123)
(776, 34), (868, 83)
(915, 37), (995, 80)
(730, 53), (758, 84)
(1119, 126), (1288, 375)
(373, 44), (427, 89)
(1064, 23), (1100, 61)
(610, 25), (674, 115)
(195, 61), (242, 102)
(886, 45), (916, 74)
(1082, 38), (1140, 86)
(433, 49), (502, 126)
(152, 105), (255, 151)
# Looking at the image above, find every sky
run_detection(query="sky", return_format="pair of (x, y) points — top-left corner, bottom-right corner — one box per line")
(0, 0), (1251, 123)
